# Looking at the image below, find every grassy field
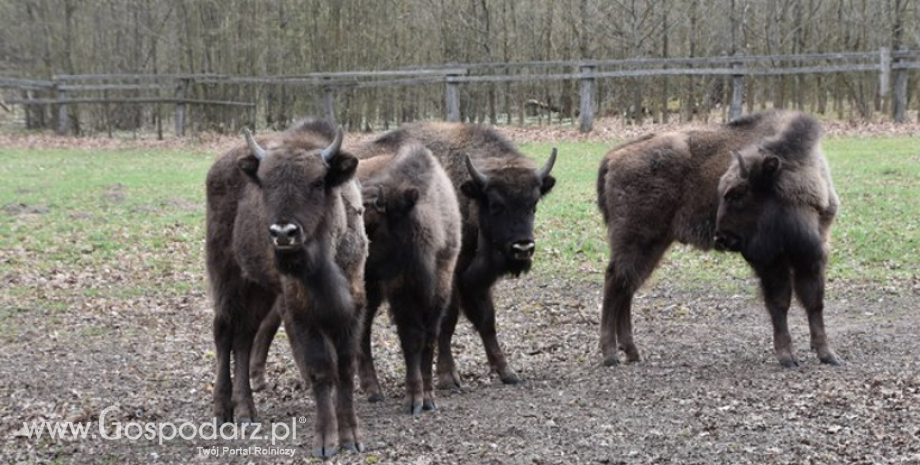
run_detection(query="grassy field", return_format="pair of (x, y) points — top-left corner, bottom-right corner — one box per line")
(0, 137), (917, 319)
(523, 137), (920, 287)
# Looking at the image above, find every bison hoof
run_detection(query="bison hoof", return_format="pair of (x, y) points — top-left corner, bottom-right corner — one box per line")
(602, 355), (620, 367)
(778, 357), (800, 368)
(367, 392), (385, 403)
(622, 350), (641, 363)
(250, 376), (267, 392)
(312, 445), (338, 458)
(819, 354), (843, 366)
(342, 442), (365, 453)
(237, 417), (259, 425)
(408, 401), (424, 416)
(499, 370), (522, 385)
(423, 399), (437, 412)
(437, 372), (462, 391)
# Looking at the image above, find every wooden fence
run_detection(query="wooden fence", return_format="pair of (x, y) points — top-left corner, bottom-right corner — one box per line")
(1, 48), (917, 136)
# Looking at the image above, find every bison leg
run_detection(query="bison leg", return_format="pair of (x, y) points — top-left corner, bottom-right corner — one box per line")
(756, 261), (797, 368)
(391, 291), (430, 415)
(600, 238), (667, 366)
(357, 283), (384, 402)
(421, 331), (438, 411)
(230, 289), (275, 424)
(436, 289), (464, 390)
(250, 304), (282, 392)
(793, 260), (841, 366)
(231, 328), (259, 423)
(462, 286), (521, 385)
(286, 320), (340, 458)
(600, 267), (636, 366)
(212, 314), (234, 423)
(397, 324), (426, 415)
(333, 325), (364, 452)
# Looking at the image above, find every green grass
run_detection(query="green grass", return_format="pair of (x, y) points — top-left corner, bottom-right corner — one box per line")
(520, 137), (920, 287)
(0, 137), (916, 320)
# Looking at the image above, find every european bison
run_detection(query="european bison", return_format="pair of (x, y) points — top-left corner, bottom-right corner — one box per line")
(361, 123), (557, 389)
(205, 120), (367, 458)
(597, 110), (840, 368)
(355, 142), (462, 414)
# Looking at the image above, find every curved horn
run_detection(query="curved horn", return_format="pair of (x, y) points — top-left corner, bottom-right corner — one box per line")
(537, 147), (558, 181)
(733, 151), (749, 178)
(464, 154), (489, 186)
(242, 128), (266, 161)
(320, 126), (344, 165)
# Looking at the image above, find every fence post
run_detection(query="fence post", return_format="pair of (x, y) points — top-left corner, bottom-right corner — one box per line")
(323, 82), (336, 124)
(175, 78), (188, 137)
(879, 47), (891, 99)
(445, 74), (461, 122)
(55, 80), (69, 136)
(893, 49), (908, 123)
(578, 64), (596, 133)
(729, 56), (745, 121)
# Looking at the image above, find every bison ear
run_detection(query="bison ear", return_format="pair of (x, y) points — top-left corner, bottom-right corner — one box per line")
(362, 186), (385, 212)
(238, 155), (261, 184)
(325, 153), (358, 187)
(540, 175), (556, 196)
(399, 187), (420, 211)
(460, 180), (483, 199)
(761, 155), (781, 179)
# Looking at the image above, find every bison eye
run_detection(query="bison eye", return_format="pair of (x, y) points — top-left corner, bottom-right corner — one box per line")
(311, 178), (325, 190)
(724, 188), (747, 207)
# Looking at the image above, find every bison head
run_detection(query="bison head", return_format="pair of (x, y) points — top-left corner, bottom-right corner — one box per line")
(460, 149), (556, 276)
(360, 182), (422, 276)
(714, 149), (789, 263)
(238, 127), (357, 271)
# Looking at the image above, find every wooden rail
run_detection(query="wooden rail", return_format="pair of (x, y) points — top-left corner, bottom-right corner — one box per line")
(1, 48), (917, 135)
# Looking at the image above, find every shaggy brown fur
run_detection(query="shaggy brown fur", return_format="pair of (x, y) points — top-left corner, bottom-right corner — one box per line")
(597, 110), (840, 368)
(205, 119), (367, 458)
(358, 122), (557, 390)
(248, 143), (462, 415)
(354, 142), (462, 414)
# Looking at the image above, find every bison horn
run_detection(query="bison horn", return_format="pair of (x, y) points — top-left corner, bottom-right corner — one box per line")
(537, 147), (558, 181)
(320, 126), (344, 166)
(242, 128), (266, 161)
(733, 151), (749, 179)
(464, 154), (489, 186)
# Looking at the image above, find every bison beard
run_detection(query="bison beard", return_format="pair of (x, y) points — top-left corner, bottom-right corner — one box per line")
(597, 110), (840, 369)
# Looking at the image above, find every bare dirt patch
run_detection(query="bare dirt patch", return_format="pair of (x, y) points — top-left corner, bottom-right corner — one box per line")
(3, 203), (48, 216)
(0, 272), (917, 464)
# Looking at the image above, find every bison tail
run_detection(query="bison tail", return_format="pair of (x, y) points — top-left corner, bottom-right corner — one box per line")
(596, 159), (610, 224)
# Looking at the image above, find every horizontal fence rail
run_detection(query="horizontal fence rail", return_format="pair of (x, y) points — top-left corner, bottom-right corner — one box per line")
(1, 48), (917, 135)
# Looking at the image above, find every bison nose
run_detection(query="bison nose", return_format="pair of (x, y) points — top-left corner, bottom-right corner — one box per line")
(510, 240), (536, 259)
(714, 231), (741, 252)
(269, 223), (302, 249)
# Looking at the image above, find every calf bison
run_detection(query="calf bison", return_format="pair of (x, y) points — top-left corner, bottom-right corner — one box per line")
(361, 123), (557, 389)
(597, 110), (840, 368)
(205, 120), (367, 458)
(355, 143), (462, 414)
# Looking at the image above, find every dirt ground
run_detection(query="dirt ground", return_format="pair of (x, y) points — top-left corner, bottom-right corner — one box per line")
(1, 269), (918, 464)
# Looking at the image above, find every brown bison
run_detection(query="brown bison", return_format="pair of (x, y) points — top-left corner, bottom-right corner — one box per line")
(597, 110), (840, 368)
(205, 120), (367, 458)
(354, 142), (462, 414)
(360, 123), (557, 389)
(249, 141), (463, 414)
